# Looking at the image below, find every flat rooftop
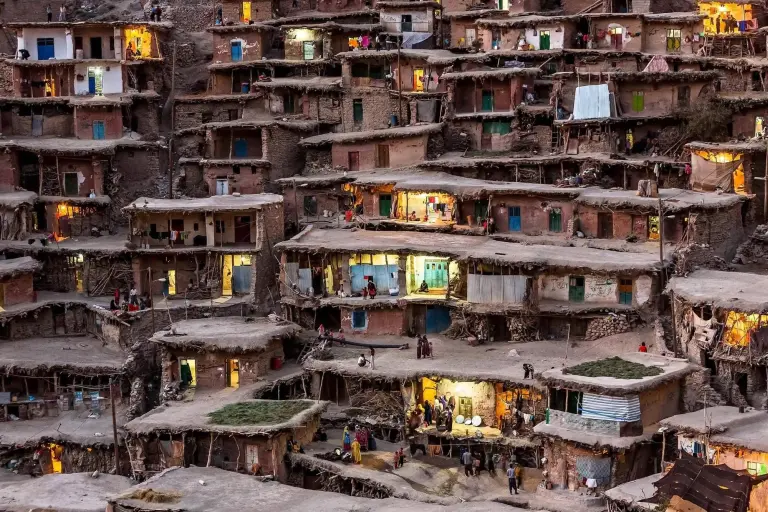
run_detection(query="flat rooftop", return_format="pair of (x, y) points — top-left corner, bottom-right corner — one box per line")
(109, 466), (520, 512)
(123, 376), (326, 437)
(0, 256), (41, 279)
(0, 472), (132, 512)
(0, 403), (128, 447)
(661, 406), (768, 453)
(277, 227), (665, 273)
(299, 123), (443, 147)
(660, 406), (766, 434)
(686, 140), (767, 153)
(5, 21), (172, 29)
(125, 194), (283, 213)
(575, 188), (744, 213)
(667, 270), (768, 312)
(151, 317), (301, 353)
(0, 191), (37, 209)
(538, 353), (694, 395)
(602, 473), (661, 510)
(281, 169), (583, 198)
(423, 151), (684, 169)
(305, 329), (658, 387)
(0, 336), (126, 375)
(0, 137), (160, 155)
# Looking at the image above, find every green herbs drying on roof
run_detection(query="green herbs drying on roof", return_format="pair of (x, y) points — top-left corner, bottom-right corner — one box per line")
(208, 401), (309, 426)
(563, 357), (663, 379)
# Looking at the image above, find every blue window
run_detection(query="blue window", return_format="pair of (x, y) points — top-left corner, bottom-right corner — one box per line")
(351, 311), (367, 330)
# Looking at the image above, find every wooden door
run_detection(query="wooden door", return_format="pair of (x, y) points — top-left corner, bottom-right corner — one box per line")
(539, 31), (550, 50)
(379, 194), (392, 217)
(348, 151), (359, 172)
(618, 279), (633, 305)
(375, 144), (390, 168)
(569, 276), (585, 303)
(597, 212), (613, 238)
(32, 115), (43, 137)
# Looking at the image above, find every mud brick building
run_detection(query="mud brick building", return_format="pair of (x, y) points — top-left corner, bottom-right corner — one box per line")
(276, 227), (663, 341)
(154, 317), (300, 391)
(124, 399), (327, 481)
(535, 354), (695, 492)
(123, 194), (284, 301)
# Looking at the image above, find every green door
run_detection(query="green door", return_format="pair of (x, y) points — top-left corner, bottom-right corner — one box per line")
(540, 31), (551, 50)
(549, 209), (562, 232)
(481, 90), (493, 111)
(569, 276), (585, 303)
(424, 259), (447, 289)
(379, 194), (392, 217)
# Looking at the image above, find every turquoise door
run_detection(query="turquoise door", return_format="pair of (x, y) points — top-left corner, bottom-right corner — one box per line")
(508, 206), (521, 232)
(92, 121), (105, 140)
(234, 138), (247, 157)
(423, 259), (447, 289)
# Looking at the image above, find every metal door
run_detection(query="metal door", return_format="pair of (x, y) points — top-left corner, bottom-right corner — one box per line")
(216, 179), (228, 195)
(234, 138), (248, 157)
(233, 265), (251, 293)
(569, 276), (585, 303)
(92, 120), (105, 140)
(231, 41), (243, 62)
(37, 38), (55, 60)
(508, 206), (521, 232)
(425, 306), (451, 333)
(401, 15), (412, 32)
(32, 115), (43, 136)
(88, 73), (96, 94)
(379, 194), (392, 217)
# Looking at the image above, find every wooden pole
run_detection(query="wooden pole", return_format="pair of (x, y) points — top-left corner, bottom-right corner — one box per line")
(110, 379), (120, 475)
(397, 39), (402, 125)
(149, 267), (155, 334)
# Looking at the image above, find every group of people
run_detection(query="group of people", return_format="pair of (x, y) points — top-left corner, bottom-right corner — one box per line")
(109, 285), (152, 313)
(416, 335), (432, 359)
(149, 4), (163, 22)
(46, 4), (66, 22)
(317, 325), (345, 345)
(410, 392), (456, 433)
(711, 12), (740, 34)
(342, 425), (375, 464)
(357, 347), (375, 369)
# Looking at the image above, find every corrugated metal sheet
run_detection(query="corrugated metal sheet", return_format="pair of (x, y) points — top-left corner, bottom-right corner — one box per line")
(285, 262), (299, 288)
(573, 84), (611, 120)
(350, 264), (398, 293)
(581, 393), (641, 422)
(467, 275), (529, 304)
(297, 269), (312, 294)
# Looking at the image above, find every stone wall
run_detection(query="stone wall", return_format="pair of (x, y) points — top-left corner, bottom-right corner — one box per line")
(584, 315), (631, 341)
(1, 273), (34, 307)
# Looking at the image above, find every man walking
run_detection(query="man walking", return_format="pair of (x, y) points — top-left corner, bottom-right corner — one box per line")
(461, 449), (472, 477)
(507, 464), (518, 494)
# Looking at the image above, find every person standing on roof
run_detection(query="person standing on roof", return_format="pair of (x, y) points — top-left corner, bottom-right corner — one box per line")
(46, 4), (53, 22)
(639, 342), (648, 353)
(59, 5), (66, 21)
